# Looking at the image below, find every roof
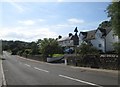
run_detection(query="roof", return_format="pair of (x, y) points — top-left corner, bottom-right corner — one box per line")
(57, 36), (73, 41)
(80, 32), (87, 36)
(85, 30), (96, 40)
(80, 30), (96, 40)
(97, 27), (112, 37)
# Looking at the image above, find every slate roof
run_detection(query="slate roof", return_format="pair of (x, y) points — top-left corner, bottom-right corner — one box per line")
(97, 27), (112, 37)
(57, 36), (73, 41)
(80, 30), (96, 40)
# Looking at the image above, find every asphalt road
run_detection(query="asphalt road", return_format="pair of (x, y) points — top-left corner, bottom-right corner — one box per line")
(2, 51), (118, 86)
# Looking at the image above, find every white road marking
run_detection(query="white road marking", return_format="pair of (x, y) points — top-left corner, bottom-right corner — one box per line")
(24, 64), (31, 67)
(34, 67), (49, 73)
(59, 75), (103, 87)
(1, 59), (7, 85)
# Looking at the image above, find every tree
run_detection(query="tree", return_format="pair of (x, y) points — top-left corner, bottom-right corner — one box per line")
(98, 21), (111, 28)
(113, 42), (120, 53)
(107, 1), (120, 53)
(107, 1), (120, 37)
(39, 38), (63, 57)
(29, 42), (39, 55)
(78, 43), (99, 57)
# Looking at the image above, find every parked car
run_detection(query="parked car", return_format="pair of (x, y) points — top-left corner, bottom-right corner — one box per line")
(64, 48), (74, 54)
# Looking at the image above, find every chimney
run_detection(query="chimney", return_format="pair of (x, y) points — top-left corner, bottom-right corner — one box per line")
(58, 35), (62, 39)
(69, 33), (73, 37)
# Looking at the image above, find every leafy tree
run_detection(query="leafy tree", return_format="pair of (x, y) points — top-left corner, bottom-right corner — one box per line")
(113, 42), (120, 53)
(39, 38), (63, 57)
(107, 1), (120, 37)
(107, 1), (120, 53)
(78, 43), (99, 57)
(28, 42), (39, 55)
(98, 21), (111, 28)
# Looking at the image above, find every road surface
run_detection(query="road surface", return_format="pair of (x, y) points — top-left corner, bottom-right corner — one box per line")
(2, 51), (118, 86)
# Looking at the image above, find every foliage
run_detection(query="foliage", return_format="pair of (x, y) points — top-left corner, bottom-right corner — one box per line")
(107, 1), (120, 37)
(38, 38), (63, 57)
(53, 54), (64, 58)
(2, 40), (39, 55)
(78, 43), (99, 57)
(28, 42), (40, 55)
(113, 42), (120, 53)
(98, 21), (111, 28)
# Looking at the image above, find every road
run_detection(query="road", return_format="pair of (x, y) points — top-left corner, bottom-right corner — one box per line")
(2, 51), (118, 86)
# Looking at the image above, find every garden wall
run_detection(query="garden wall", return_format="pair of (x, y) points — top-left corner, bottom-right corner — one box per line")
(65, 54), (118, 70)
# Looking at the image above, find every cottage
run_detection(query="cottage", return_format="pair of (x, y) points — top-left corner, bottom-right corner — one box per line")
(79, 27), (119, 53)
(57, 33), (75, 51)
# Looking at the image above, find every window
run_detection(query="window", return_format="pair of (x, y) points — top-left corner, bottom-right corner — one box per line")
(112, 34), (115, 39)
(99, 44), (101, 47)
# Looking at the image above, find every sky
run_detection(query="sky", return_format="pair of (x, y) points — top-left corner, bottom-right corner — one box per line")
(0, 0), (111, 42)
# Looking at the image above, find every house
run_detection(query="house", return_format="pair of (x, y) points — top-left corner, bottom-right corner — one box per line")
(57, 35), (74, 50)
(79, 27), (119, 53)
(79, 30), (96, 46)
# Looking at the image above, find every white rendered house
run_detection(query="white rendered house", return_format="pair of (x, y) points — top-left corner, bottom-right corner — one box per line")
(79, 27), (119, 53)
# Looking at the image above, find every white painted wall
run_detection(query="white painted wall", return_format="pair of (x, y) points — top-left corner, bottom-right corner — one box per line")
(91, 29), (119, 52)
(79, 29), (119, 53)
(105, 30), (119, 52)
(91, 30), (105, 52)
(58, 40), (74, 47)
(79, 34), (84, 45)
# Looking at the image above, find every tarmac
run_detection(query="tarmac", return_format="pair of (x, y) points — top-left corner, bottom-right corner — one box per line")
(0, 54), (119, 87)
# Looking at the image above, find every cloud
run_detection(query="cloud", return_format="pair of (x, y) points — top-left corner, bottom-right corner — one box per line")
(68, 18), (85, 24)
(0, 27), (58, 42)
(38, 19), (46, 22)
(18, 20), (35, 26)
(57, 0), (64, 2)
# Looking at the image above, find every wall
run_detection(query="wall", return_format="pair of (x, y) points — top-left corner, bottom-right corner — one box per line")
(59, 40), (74, 47)
(91, 30), (105, 52)
(79, 34), (84, 45)
(105, 30), (119, 52)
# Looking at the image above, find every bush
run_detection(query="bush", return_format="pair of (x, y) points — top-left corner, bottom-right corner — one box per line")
(39, 38), (63, 57)
(53, 54), (64, 58)
(113, 42), (120, 54)
(78, 43), (99, 57)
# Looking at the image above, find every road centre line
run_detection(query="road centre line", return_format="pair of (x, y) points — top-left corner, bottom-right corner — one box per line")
(34, 67), (49, 73)
(24, 64), (31, 67)
(59, 75), (103, 87)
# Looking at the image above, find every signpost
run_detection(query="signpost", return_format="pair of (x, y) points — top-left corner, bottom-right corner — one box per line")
(73, 27), (79, 56)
